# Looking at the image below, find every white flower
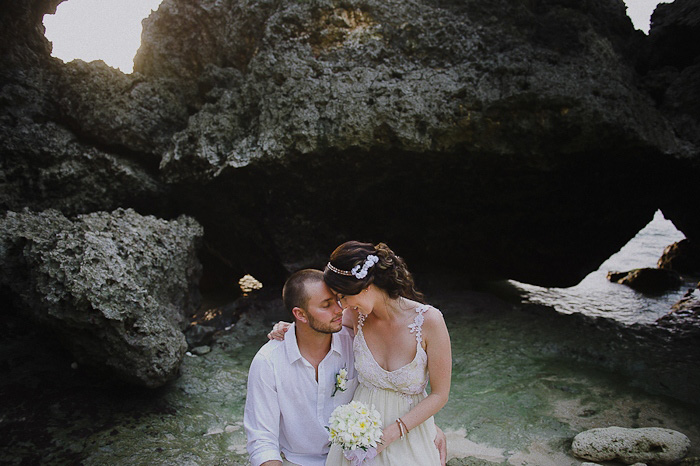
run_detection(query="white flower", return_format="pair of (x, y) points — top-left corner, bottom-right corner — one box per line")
(332, 367), (349, 396)
(351, 255), (379, 279)
(326, 401), (383, 453)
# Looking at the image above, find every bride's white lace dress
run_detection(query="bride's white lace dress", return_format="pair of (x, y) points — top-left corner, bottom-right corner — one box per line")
(325, 304), (441, 465)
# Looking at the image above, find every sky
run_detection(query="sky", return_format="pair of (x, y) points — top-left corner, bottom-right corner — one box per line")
(43, 0), (163, 73)
(43, 0), (671, 74)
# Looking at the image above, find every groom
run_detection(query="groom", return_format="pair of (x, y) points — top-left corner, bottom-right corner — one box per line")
(244, 269), (446, 466)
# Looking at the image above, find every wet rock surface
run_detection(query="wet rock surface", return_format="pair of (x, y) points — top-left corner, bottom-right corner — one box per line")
(0, 208), (203, 387)
(572, 426), (691, 465)
(657, 284), (700, 343)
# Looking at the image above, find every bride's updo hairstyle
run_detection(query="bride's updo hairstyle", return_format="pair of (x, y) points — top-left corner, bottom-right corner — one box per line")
(324, 241), (425, 303)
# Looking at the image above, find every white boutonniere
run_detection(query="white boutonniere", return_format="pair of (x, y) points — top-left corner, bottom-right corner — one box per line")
(332, 368), (348, 396)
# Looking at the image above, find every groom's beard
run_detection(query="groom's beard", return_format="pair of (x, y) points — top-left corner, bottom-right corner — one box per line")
(307, 313), (341, 334)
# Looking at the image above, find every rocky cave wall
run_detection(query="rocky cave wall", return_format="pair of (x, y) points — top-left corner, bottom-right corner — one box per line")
(2, 0), (699, 288)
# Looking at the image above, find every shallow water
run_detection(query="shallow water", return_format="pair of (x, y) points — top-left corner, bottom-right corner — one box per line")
(510, 210), (693, 324)
(2, 285), (698, 465)
(430, 289), (700, 464)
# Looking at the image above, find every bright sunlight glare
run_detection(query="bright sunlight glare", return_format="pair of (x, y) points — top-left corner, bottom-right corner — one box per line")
(43, 0), (666, 74)
(43, 0), (163, 74)
(623, 0), (672, 34)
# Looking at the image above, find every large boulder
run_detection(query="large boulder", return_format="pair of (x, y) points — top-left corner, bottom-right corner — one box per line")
(658, 239), (700, 275)
(0, 208), (203, 387)
(572, 426), (691, 466)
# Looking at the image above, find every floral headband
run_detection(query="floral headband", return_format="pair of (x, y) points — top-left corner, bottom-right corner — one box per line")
(326, 254), (379, 279)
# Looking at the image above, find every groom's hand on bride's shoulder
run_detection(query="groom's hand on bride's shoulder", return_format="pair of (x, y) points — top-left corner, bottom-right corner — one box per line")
(435, 425), (447, 466)
(267, 321), (291, 341)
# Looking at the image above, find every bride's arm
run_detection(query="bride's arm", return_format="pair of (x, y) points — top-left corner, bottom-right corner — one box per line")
(267, 321), (291, 340)
(377, 307), (452, 451)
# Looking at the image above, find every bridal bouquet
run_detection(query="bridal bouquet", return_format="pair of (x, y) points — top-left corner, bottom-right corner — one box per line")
(327, 401), (383, 465)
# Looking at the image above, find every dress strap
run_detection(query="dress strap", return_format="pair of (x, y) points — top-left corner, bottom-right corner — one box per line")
(407, 304), (429, 344)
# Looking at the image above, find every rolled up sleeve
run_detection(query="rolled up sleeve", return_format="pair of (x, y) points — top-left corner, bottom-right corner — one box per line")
(244, 353), (283, 466)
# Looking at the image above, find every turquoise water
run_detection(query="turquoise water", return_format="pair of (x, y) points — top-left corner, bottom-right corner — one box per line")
(2, 284), (699, 465)
(430, 290), (700, 464)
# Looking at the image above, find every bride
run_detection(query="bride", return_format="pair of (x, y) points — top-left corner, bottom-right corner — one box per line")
(322, 241), (451, 465)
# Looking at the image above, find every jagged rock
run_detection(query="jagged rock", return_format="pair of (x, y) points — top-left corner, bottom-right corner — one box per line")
(132, 0), (698, 286)
(0, 208), (203, 387)
(643, 0), (700, 242)
(54, 59), (191, 158)
(657, 285), (700, 337)
(572, 427), (691, 466)
(644, 0), (700, 147)
(0, 3), (171, 217)
(658, 239), (700, 275)
(606, 267), (682, 294)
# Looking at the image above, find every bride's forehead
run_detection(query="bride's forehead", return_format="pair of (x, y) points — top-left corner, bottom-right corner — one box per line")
(308, 280), (334, 300)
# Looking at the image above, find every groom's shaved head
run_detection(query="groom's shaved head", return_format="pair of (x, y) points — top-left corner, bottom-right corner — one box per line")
(282, 269), (324, 314)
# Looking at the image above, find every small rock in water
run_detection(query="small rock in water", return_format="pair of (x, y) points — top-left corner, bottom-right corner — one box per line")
(572, 426), (690, 465)
(607, 268), (682, 294)
(191, 345), (211, 356)
(204, 427), (224, 436)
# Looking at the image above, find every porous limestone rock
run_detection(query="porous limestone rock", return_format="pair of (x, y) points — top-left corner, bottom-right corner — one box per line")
(1, 0), (699, 288)
(571, 426), (691, 466)
(0, 208), (203, 387)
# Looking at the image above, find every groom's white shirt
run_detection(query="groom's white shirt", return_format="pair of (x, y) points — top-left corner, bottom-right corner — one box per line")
(245, 324), (357, 466)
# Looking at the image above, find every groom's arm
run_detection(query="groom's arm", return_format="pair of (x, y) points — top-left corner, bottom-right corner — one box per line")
(244, 352), (284, 466)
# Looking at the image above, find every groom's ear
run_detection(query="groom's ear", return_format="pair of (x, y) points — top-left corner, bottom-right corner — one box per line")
(292, 306), (307, 323)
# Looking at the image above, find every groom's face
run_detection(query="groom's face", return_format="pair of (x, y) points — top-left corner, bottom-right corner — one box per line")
(302, 280), (344, 334)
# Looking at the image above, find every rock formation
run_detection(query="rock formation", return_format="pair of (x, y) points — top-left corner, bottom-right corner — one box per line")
(0, 208), (203, 387)
(640, 0), (700, 241)
(606, 267), (683, 294)
(0, 0), (697, 289)
(658, 239), (700, 275)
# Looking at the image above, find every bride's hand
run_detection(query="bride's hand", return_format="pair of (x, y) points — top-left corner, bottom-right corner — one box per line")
(267, 321), (291, 340)
(376, 422), (401, 454)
